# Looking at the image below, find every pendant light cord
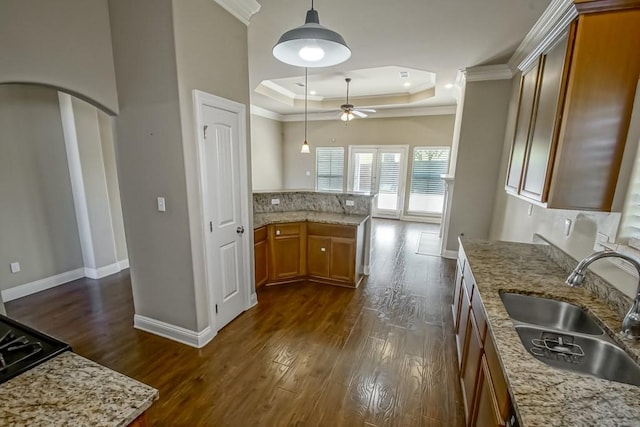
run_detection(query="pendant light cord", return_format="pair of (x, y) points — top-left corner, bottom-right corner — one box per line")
(304, 67), (308, 142)
(311, 0), (314, 10)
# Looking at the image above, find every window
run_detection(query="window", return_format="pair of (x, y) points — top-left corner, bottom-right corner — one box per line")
(316, 147), (345, 191)
(408, 147), (450, 215)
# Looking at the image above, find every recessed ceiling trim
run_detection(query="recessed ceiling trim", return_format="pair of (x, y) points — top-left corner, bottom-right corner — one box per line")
(280, 105), (457, 122)
(463, 65), (514, 82)
(250, 105), (284, 121)
(214, 0), (261, 26)
(509, 0), (577, 71)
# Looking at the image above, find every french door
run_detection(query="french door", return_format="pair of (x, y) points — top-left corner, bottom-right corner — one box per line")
(347, 146), (408, 219)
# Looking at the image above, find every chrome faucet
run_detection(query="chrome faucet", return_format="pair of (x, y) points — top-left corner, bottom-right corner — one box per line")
(566, 250), (640, 340)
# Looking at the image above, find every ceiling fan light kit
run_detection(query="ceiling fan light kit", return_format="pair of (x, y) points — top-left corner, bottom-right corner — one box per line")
(273, 0), (351, 68)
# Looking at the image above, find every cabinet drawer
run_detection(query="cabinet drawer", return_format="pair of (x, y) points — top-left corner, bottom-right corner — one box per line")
(307, 222), (356, 238)
(254, 226), (267, 242)
(273, 223), (301, 236)
(484, 332), (510, 421)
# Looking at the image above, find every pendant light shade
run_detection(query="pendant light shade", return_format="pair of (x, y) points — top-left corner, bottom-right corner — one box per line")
(273, 2), (351, 68)
(300, 140), (311, 154)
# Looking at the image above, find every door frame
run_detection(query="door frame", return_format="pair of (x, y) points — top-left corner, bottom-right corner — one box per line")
(346, 145), (409, 219)
(193, 89), (253, 333)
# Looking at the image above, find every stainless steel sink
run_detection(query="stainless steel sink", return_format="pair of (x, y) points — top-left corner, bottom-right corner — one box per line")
(514, 325), (640, 387)
(500, 292), (604, 335)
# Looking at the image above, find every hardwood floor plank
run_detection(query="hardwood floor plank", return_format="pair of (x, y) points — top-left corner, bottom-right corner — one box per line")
(6, 219), (464, 426)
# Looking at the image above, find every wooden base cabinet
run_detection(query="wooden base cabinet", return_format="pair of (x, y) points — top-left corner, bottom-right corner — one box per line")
(257, 220), (366, 288)
(454, 244), (512, 427)
(254, 226), (268, 288)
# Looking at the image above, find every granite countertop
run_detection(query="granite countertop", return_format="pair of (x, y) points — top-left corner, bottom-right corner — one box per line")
(254, 211), (369, 229)
(0, 352), (158, 427)
(461, 238), (640, 427)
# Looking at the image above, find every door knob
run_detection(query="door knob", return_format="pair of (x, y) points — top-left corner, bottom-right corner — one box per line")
(236, 226), (245, 234)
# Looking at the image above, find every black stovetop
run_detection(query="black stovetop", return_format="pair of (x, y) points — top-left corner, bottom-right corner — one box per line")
(0, 314), (71, 384)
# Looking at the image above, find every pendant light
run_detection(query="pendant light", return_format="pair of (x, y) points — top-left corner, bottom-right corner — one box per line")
(301, 68), (311, 154)
(273, 0), (351, 68)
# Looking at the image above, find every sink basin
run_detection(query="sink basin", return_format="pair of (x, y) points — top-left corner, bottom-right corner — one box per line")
(514, 325), (640, 387)
(500, 292), (604, 335)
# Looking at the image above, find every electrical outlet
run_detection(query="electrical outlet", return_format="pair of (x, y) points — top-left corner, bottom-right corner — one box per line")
(10, 262), (20, 273)
(271, 198), (280, 205)
(305, 171), (311, 176)
(157, 197), (166, 212)
(346, 200), (355, 207)
(564, 218), (572, 236)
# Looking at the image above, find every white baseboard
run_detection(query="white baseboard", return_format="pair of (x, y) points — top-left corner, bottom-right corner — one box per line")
(2, 268), (85, 302)
(364, 265), (370, 275)
(84, 262), (121, 280)
(249, 293), (258, 308)
(117, 259), (130, 270)
(442, 250), (458, 259)
(400, 214), (442, 224)
(134, 314), (216, 348)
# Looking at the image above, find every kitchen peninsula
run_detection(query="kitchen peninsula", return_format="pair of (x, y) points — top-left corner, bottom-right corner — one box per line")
(253, 191), (375, 288)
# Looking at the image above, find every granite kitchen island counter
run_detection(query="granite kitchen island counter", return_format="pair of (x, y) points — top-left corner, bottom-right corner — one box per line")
(253, 211), (368, 229)
(0, 351), (158, 426)
(461, 237), (640, 427)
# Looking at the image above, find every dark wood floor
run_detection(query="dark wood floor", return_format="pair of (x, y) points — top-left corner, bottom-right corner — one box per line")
(7, 219), (464, 426)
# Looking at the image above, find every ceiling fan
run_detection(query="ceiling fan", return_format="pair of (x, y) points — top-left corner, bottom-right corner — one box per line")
(339, 78), (376, 121)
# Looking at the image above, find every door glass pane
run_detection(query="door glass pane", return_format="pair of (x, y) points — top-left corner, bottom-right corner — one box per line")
(377, 152), (401, 211)
(408, 147), (450, 214)
(352, 152), (374, 193)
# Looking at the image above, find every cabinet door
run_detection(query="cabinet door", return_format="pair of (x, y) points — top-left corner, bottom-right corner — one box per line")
(461, 313), (483, 421)
(520, 32), (570, 201)
(270, 236), (301, 279)
(308, 235), (331, 278)
(505, 60), (540, 193)
(453, 261), (464, 333)
(456, 285), (471, 369)
(254, 239), (268, 287)
(472, 356), (504, 427)
(330, 237), (356, 282)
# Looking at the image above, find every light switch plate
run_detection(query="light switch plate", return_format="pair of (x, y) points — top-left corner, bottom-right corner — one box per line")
(346, 200), (355, 207)
(157, 197), (166, 212)
(271, 198), (280, 205)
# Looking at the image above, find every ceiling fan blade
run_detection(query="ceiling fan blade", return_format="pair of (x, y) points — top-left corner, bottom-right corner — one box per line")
(352, 110), (368, 118)
(357, 108), (376, 113)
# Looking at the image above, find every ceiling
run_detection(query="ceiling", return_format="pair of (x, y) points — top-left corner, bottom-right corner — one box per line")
(247, 0), (552, 118)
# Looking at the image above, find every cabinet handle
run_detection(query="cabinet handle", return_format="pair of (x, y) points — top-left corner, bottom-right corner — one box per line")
(276, 229), (281, 236)
(321, 247), (326, 252)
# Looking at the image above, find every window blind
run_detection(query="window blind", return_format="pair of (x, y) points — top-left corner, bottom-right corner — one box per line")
(316, 147), (344, 191)
(408, 147), (450, 214)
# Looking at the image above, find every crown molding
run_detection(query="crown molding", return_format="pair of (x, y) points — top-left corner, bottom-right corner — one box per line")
(280, 105), (457, 122)
(508, 0), (577, 71)
(462, 65), (514, 82)
(214, 0), (261, 26)
(250, 105), (284, 121)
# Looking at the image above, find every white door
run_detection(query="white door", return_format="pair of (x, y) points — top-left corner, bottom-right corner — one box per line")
(200, 98), (248, 331)
(348, 146), (408, 219)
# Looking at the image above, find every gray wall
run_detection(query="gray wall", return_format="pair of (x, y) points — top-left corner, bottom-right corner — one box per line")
(251, 115), (284, 190)
(98, 111), (128, 262)
(109, 0), (197, 330)
(282, 115), (455, 215)
(172, 0), (254, 331)
(0, 0), (119, 114)
(0, 85), (83, 289)
(447, 79), (512, 250)
(109, 0), (252, 332)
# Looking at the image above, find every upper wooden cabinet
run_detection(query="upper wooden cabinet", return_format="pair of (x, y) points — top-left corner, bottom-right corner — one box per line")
(506, 5), (640, 210)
